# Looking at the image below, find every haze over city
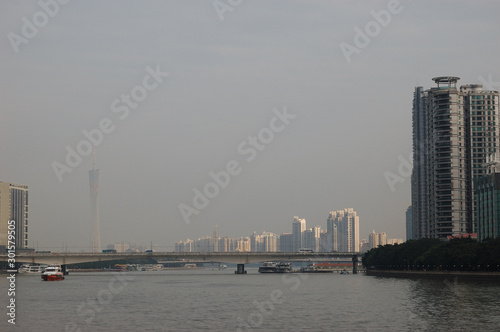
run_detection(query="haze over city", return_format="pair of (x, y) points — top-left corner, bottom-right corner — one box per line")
(2, 0), (500, 251)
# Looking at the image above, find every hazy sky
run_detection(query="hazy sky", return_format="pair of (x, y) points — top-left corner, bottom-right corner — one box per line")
(2, 0), (500, 251)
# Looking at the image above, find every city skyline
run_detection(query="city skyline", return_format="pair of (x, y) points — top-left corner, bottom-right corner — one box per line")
(2, 1), (500, 250)
(174, 211), (401, 254)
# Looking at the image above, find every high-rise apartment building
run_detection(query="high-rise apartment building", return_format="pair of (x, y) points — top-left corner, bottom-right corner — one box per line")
(250, 231), (279, 252)
(175, 239), (194, 252)
(261, 232), (279, 252)
(462, 84), (499, 233)
(213, 224), (219, 252)
(235, 237), (251, 252)
(292, 216), (306, 252)
(328, 208), (359, 252)
(411, 86), (428, 239)
(218, 237), (230, 252)
(279, 233), (293, 252)
(368, 230), (379, 250)
(411, 77), (499, 239)
(0, 182), (29, 251)
(359, 239), (369, 253)
(368, 230), (389, 249)
(303, 226), (321, 252)
(474, 157), (500, 241)
(406, 205), (413, 241)
(378, 232), (387, 246)
(326, 212), (338, 252)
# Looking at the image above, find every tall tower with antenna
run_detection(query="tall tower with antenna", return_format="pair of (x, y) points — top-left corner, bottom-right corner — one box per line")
(89, 147), (102, 252)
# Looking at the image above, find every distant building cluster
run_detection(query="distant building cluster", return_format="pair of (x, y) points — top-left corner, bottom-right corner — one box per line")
(175, 208), (402, 253)
(409, 77), (500, 241)
(105, 243), (150, 253)
(359, 230), (403, 253)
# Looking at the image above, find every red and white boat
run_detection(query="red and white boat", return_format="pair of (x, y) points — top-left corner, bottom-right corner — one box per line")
(41, 265), (65, 281)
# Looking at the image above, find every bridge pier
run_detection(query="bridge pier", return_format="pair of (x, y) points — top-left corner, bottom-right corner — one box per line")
(235, 264), (247, 274)
(61, 264), (69, 275)
(352, 255), (358, 274)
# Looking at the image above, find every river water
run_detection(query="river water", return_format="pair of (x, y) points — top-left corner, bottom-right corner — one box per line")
(1, 268), (500, 331)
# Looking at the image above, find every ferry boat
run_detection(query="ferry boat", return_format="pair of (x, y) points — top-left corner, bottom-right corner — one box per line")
(27, 265), (43, 273)
(19, 264), (44, 274)
(41, 265), (65, 281)
(300, 263), (334, 273)
(258, 262), (293, 273)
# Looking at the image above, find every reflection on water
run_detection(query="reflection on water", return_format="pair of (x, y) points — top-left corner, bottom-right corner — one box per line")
(408, 278), (500, 331)
(0, 269), (499, 331)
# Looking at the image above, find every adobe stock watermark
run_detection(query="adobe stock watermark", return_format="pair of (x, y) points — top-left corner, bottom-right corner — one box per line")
(6, 220), (17, 325)
(213, 0), (243, 21)
(384, 153), (412, 192)
(7, 0), (71, 54)
(384, 138), (426, 192)
(51, 65), (169, 183)
(179, 106), (296, 224)
(478, 74), (500, 91)
(236, 273), (308, 331)
(65, 272), (135, 332)
(339, 0), (405, 64)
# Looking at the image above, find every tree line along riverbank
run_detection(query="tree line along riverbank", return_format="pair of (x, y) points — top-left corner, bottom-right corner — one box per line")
(362, 237), (500, 272)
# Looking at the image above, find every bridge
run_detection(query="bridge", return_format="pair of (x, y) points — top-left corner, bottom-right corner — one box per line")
(0, 252), (362, 274)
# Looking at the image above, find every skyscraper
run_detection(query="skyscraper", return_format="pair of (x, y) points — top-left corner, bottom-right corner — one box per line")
(0, 182), (29, 251)
(326, 212), (338, 252)
(378, 232), (387, 246)
(461, 83), (499, 233)
(292, 216), (306, 252)
(412, 77), (499, 239)
(89, 150), (101, 252)
(406, 205), (413, 241)
(279, 233), (293, 252)
(411, 86), (428, 239)
(368, 230), (379, 250)
(303, 226), (321, 252)
(474, 157), (500, 241)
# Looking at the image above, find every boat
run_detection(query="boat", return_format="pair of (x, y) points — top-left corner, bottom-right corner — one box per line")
(19, 264), (44, 274)
(300, 263), (334, 273)
(110, 264), (128, 272)
(258, 262), (277, 273)
(275, 262), (293, 273)
(41, 265), (65, 281)
(17, 265), (29, 273)
(258, 262), (293, 273)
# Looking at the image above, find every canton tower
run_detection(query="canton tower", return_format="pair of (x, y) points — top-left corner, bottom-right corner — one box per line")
(89, 148), (101, 252)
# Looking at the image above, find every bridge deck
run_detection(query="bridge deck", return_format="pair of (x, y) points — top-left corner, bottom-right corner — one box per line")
(1, 252), (362, 265)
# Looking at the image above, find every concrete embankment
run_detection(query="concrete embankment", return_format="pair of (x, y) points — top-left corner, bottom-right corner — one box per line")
(366, 269), (500, 281)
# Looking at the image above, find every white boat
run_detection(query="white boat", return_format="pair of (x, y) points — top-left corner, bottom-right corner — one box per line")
(18, 265), (29, 273)
(22, 265), (44, 273)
